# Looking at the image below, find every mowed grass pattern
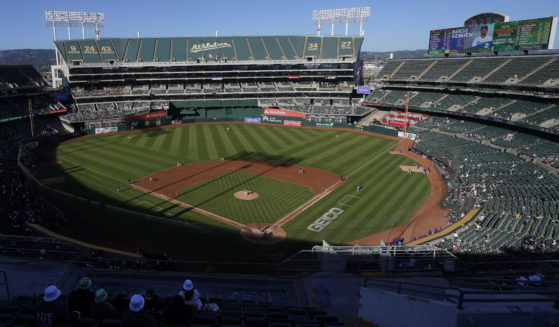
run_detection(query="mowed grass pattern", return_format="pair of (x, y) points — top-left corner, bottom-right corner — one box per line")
(177, 172), (315, 224)
(47, 123), (430, 245)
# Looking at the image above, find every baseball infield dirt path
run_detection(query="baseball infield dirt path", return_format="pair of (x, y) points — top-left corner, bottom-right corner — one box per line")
(133, 160), (341, 196)
(131, 160), (344, 242)
(349, 139), (449, 245)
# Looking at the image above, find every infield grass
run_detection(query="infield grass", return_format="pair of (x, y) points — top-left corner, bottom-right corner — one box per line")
(44, 123), (430, 250)
(176, 171), (315, 224)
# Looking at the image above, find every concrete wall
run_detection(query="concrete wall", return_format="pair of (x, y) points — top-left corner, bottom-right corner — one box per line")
(359, 287), (559, 327)
(359, 287), (457, 327)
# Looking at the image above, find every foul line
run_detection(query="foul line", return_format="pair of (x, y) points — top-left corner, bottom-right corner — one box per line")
(271, 142), (398, 228)
(130, 183), (250, 231)
(272, 178), (345, 228)
(28, 223), (141, 258)
(57, 155), (128, 184)
(347, 141), (401, 177)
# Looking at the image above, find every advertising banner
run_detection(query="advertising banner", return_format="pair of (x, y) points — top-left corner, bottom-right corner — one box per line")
(261, 115), (284, 124)
(283, 120), (302, 127)
(450, 25), (494, 53)
(492, 21), (519, 52)
(356, 86), (371, 94)
(315, 122), (334, 127)
(95, 126), (118, 134)
(125, 110), (167, 121)
(263, 108), (306, 118)
(361, 102), (382, 107)
(49, 108), (68, 114)
(398, 131), (417, 140)
(244, 117), (262, 123)
(54, 93), (69, 101)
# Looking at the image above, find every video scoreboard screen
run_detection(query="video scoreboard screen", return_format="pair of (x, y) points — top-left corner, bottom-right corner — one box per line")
(428, 16), (557, 54)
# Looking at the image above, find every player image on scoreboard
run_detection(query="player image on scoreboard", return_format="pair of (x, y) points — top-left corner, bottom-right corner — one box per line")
(471, 24), (494, 49)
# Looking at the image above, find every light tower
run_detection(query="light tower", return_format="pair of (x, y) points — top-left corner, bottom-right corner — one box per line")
(45, 10), (104, 41)
(312, 7), (370, 36)
(45, 11), (104, 88)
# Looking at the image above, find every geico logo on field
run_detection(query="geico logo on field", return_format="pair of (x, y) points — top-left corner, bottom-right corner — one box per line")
(307, 208), (344, 232)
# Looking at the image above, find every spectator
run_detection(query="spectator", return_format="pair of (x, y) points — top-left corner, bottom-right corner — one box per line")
(121, 294), (158, 327)
(143, 288), (164, 324)
(164, 295), (192, 326)
(90, 288), (119, 321)
(34, 285), (70, 327)
(68, 277), (95, 318)
(179, 279), (203, 310)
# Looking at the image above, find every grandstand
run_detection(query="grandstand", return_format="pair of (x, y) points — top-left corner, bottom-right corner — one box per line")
(52, 36), (367, 124)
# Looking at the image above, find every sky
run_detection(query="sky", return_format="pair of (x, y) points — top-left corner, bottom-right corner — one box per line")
(1, 0), (559, 52)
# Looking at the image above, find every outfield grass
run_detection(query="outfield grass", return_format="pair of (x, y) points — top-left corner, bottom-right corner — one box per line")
(176, 172), (315, 224)
(44, 123), (430, 251)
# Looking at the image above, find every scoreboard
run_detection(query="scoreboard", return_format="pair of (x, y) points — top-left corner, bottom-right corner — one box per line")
(428, 16), (557, 54)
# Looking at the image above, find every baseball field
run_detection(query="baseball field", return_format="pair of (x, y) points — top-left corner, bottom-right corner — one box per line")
(41, 123), (431, 261)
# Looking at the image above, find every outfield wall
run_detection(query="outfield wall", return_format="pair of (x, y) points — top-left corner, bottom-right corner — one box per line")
(83, 110), (399, 137)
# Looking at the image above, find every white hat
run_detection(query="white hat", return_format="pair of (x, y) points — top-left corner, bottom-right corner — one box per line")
(183, 279), (193, 291)
(129, 294), (145, 312)
(43, 285), (61, 302)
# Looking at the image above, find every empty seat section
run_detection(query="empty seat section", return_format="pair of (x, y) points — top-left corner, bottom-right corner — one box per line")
(303, 37), (321, 58)
(494, 100), (549, 120)
(138, 38), (156, 62)
(247, 37), (267, 60)
(338, 37), (354, 57)
(450, 57), (507, 82)
(79, 40), (101, 63)
(524, 105), (559, 125)
(96, 39), (118, 62)
(391, 59), (433, 80)
(171, 38), (187, 61)
(110, 38), (129, 61)
(277, 36), (297, 59)
(231, 37), (251, 60)
(320, 37), (338, 59)
(65, 40), (84, 62)
(484, 57), (551, 83)
(420, 59), (469, 81)
(54, 42), (67, 62)
(434, 94), (477, 110)
(262, 37), (284, 60)
(462, 96), (511, 113)
(155, 38), (171, 62)
(408, 91), (445, 107)
(216, 37), (236, 60)
(377, 60), (401, 78)
(124, 38), (141, 62)
(520, 58), (559, 85)
(288, 36), (306, 58)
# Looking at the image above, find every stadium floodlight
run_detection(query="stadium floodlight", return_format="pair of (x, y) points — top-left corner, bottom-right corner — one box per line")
(45, 10), (104, 40)
(312, 7), (370, 36)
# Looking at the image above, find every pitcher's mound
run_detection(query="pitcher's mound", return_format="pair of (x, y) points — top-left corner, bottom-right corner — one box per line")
(234, 190), (259, 200)
(240, 223), (286, 245)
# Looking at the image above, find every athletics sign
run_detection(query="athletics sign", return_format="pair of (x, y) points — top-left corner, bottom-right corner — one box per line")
(190, 41), (232, 53)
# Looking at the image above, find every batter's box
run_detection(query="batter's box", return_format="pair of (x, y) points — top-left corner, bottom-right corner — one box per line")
(337, 194), (361, 207)
(137, 201), (163, 212)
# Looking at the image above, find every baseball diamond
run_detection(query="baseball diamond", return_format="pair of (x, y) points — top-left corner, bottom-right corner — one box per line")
(43, 123), (434, 259)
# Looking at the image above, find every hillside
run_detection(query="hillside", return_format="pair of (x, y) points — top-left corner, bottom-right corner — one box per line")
(0, 49), (55, 70)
